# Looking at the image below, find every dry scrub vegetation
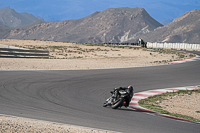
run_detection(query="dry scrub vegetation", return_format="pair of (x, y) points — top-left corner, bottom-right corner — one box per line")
(139, 88), (200, 122)
(0, 39), (195, 70)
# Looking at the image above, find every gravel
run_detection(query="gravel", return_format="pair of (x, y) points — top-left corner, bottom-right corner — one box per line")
(0, 115), (114, 133)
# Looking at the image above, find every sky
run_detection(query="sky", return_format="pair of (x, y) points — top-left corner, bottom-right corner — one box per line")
(0, 0), (200, 23)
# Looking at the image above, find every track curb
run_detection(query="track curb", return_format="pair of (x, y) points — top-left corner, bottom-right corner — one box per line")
(169, 54), (200, 64)
(129, 52), (200, 123)
(129, 85), (200, 124)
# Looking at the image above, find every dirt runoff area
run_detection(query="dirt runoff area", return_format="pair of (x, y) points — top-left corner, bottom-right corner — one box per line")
(0, 39), (195, 70)
(0, 115), (114, 133)
(158, 92), (200, 120)
(0, 39), (199, 132)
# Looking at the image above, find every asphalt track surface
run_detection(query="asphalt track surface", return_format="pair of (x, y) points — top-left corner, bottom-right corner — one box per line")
(0, 51), (200, 133)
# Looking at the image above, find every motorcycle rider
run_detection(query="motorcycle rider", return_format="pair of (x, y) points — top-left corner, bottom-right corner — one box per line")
(113, 85), (134, 107)
(138, 38), (147, 48)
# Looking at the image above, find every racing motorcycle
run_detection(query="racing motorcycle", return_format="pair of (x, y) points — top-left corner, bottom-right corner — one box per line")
(103, 89), (129, 109)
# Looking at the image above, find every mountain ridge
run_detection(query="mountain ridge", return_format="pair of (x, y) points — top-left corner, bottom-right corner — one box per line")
(1, 7), (199, 44)
(140, 9), (200, 43)
(0, 7), (44, 27)
(2, 7), (163, 43)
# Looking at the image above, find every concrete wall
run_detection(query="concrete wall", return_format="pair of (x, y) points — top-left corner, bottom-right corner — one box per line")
(147, 42), (200, 50)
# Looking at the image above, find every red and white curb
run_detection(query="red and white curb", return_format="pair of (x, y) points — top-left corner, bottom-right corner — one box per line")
(129, 85), (200, 123)
(170, 54), (200, 64)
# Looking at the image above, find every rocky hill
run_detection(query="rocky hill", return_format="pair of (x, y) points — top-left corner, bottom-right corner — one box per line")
(2, 7), (162, 43)
(140, 9), (200, 44)
(0, 7), (44, 27)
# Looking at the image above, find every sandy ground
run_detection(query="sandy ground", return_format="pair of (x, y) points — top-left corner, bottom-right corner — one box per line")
(0, 39), (199, 132)
(158, 92), (200, 120)
(0, 39), (194, 70)
(0, 115), (114, 133)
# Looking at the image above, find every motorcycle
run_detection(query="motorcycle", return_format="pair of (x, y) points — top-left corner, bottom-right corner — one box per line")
(103, 89), (129, 109)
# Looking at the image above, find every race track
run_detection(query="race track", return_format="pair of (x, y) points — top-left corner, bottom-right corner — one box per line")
(0, 51), (200, 133)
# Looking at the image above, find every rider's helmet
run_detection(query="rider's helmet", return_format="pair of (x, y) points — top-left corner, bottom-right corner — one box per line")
(128, 85), (133, 90)
(127, 85), (134, 97)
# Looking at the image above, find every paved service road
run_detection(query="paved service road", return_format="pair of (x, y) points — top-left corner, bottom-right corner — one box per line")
(0, 51), (200, 133)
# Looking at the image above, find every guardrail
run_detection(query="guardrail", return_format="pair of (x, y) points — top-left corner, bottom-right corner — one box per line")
(104, 43), (139, 45)
(103, 42), (147, 47)
(0, 48), (49, 58)
(147, 42), (200, 50)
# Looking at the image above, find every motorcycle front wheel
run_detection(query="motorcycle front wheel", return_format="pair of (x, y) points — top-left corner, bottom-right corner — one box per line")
(111, 97), (124, 109)
(103, 103), (107, 107)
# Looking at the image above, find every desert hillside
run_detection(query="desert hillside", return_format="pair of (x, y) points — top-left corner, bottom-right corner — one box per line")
(140, 9), (200, 43)
(1, 7), (162, 44)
